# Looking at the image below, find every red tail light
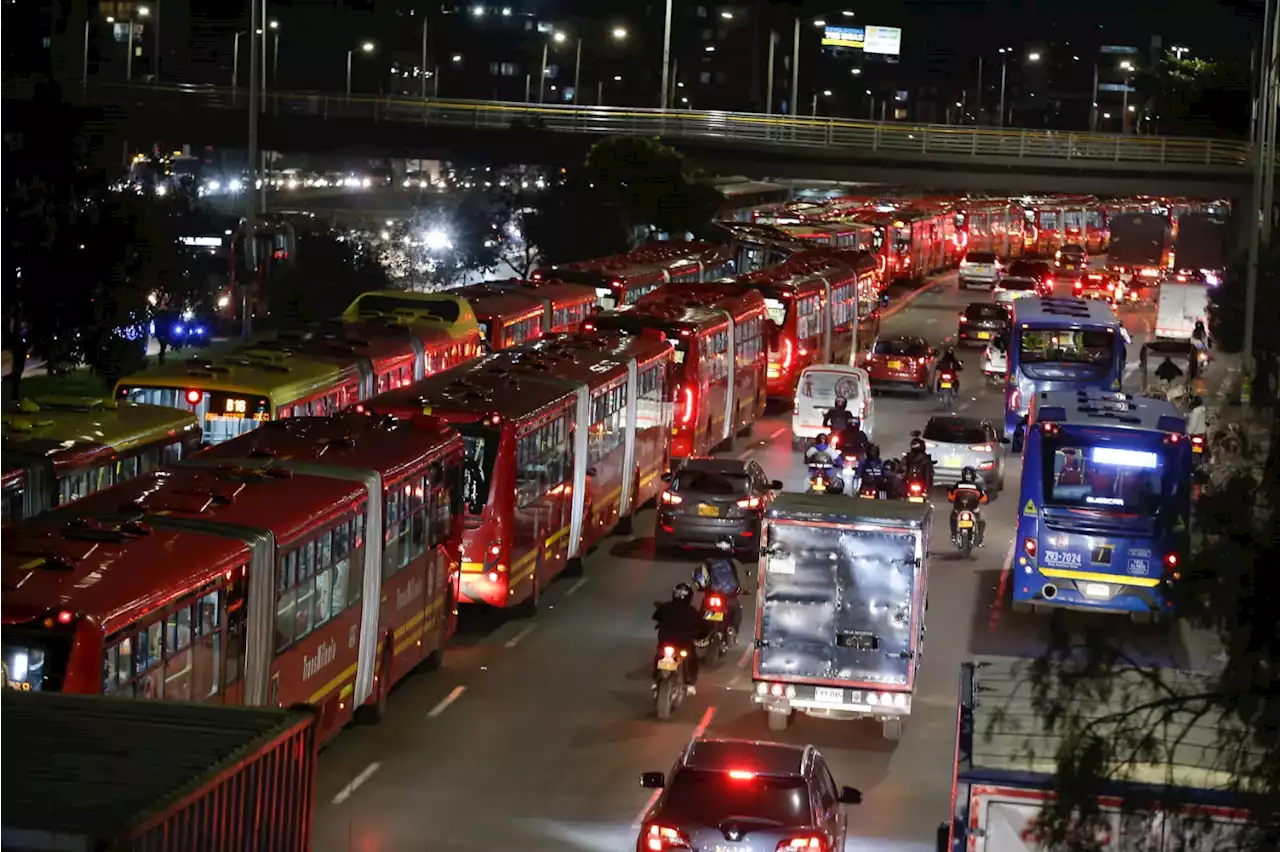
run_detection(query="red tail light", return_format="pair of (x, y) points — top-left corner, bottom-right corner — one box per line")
(942, 373), (954, 381)
(680, 386), (694, 425)
(958, 511), (974, 522)
(185, 389), (203, 405)
(1164, 553), (1179, 570)
(1074, 280), (1083, 290)
(778, 838), (828, 851)
(646, 825), (690, 850)
(736, 496), (762, 509)
(662, 646), (676, 657)
(727, 768), (755, 780)
(1191, 435), (1205, 447)
(1009, 389), (1020, 412)
(909, 482), (922, 494)
(1023, 537), (1037, 558)
(661, 491), (683, 505)
(959, 314), (968, 323)
(781, 338), (795, 370)
(707, 595), (724, 609)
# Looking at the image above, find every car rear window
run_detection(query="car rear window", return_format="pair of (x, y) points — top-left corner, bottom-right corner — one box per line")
(1000, 278), (1036, 291)
(660, 770), (810, 826)
(1007, 261), (1046, 278)
(799, 370), (863, 400)
(873, 339), (927, 356)
(1062, 245), (1085, 254)
(923, 420), (989, 444)
(964, 304), (1006, 321)
(965, 252), (997, 264)
(674, 470), (751, 495)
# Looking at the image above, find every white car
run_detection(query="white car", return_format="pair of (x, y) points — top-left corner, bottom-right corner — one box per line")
(993, 276), (1039, 306)
(791, 364), (875, 448)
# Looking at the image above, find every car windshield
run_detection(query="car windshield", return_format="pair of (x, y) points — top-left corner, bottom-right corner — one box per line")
(1000, 278), (1037, 291)
(660, 770), (810, 826)
(673, 470), (751, 496)
(923, 419), (989, 445)
(458, 423), (500, 512)
(873, 339), (927, 357)
(965, 252), (996, 264)
(1042, 441), (1169, 514)
(1019, 328), (1115, 365)
(965, 304), (1006, 321)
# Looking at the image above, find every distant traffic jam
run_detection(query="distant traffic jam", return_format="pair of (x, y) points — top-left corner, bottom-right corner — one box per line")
(2, 190), (1234, 850)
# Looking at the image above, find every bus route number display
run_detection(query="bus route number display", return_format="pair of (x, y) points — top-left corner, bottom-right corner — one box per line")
(206, 397), (269, 422)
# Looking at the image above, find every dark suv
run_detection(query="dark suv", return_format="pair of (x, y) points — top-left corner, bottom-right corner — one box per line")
(636, 738), (862, 852)
(957, 302), (1009, 346)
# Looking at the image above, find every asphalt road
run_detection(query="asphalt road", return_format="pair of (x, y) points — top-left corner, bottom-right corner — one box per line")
(309, 270), (1197, 852)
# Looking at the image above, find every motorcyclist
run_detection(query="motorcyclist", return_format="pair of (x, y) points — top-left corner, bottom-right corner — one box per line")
(805, 433), (840, 479)
(1155, 355), (1185, 386)
(693, 536), (744, 638)
(902, 435), (934, 490)
(1191, 320), (1210, 350)
(881, 458), (907, 499)
(936, 346), (963, 392)
(947, 467), (988, 546)
(838, 417), (870, 460)
(652, 583), (702, 694)
(823, 397), (856, 434)
(856, 443), (884, 488)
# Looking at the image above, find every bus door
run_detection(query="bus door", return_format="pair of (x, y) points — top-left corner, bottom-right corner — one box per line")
(817, 279), (834, 363)
(409, 337), (427, 381)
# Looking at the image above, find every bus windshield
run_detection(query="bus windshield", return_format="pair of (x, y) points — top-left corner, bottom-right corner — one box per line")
(458, 422), (500, 512)
(763, 297), (788, 326)
(117, 387), (269, 444)
(893, 228), (911, 253)
(1018, 328), (1115, 366)
(1042, 441), (1169, 515)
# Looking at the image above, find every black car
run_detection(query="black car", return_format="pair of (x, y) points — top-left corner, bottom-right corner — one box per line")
(656, 458), (783, 558)
(957, 302), (1009, 346)
(1005, 259), (1054, 288)
(1056, 244), (1088, 276)
(635, 738), (862, 852)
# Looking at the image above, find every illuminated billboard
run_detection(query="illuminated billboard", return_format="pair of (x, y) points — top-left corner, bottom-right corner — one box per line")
(822, 25), (864, 49)
(864, 26), (902, 56)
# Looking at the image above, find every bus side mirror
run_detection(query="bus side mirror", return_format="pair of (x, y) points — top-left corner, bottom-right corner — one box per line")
(838, 786), (863, 805)
(639, 772), (666, 789)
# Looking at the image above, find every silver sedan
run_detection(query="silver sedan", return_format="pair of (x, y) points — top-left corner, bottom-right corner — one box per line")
(921, 416), (1010, 493)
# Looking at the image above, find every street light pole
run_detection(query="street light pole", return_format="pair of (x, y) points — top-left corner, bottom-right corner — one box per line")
(82, 19), (91, 91)
(346, 49), (355, 97)
(660, 0), (673, 109)
(1244, 0), (1276, 364)
(1090, 60), (1100, 131)
(233, 32), (243, 101)
(421, 19), (428, 99)
(271, 23), (280, 88)
(153, 0), (160, 81)
(765, 30), (776, 115)
(572, 37), (582, 105)
(538, 42), (548, 103)
(790, 15), (800, 116)
(974, 56), (983, 123)
(246, 0), (261, 338)
(598, 80), (604, 105)
(126, 18), (135, 81)
(997, 51), (1008, 128)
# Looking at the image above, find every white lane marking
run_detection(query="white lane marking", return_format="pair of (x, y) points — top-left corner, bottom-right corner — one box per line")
(332, 761), (382, 805)
(632, 706), (720, 828)
(564, 576), (589, 597)
(769, 426), (787, 441)
(739, 425), (790, 459)
(736, 447), (754, 459)
(736, 646), (752, 668)
(427, 685), (466, 718)
(504, 624), (537, 649)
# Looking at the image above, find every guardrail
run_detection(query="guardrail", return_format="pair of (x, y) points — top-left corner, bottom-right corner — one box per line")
(15, 81), (1258, 170)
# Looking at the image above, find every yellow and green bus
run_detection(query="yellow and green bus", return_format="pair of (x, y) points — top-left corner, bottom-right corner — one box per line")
(2, 396), (202, 525)
(115, 291), (482, 444)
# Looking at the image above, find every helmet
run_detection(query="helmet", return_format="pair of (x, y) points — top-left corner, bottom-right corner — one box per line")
(960, 466), (977, 483)
(883, 459), (899, 474)
(716, 536), (734, 553)
(672, 582), (694, 602)
(866, 444), (881, 461)
(909, 436), (926, 454)
(945, 346), (956, 358)
(834, 398), (847, 409)
(814, 433), (829, 446)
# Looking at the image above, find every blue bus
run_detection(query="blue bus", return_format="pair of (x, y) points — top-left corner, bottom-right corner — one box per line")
(1012, 389), (1192, 620)
(1004, 298), (1127, 442)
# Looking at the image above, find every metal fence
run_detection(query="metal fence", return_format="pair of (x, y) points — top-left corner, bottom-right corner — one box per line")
(40, 81), (1261, 170)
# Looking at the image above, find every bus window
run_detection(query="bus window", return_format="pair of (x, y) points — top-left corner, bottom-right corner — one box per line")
(1043, 443), (1166, 515)
(460, 423), (501, 513)
(1018, 329), (1115, 365)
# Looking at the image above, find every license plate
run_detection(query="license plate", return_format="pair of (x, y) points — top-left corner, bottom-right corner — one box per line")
(939, 381), (953, 389)
(1082, 582), (1110, 599)
(941, 457), (961, 468)
(957, 518), (975, 529)
(1193, 445), (1203, 454)
(977, 331), (991, 340)
(887, 360), (902, 369)
(908, 496), (925, 503)
(704, 611), (724, 621)
(698, 504), (721, 518)
(814, 686), (844, 704)
(657, 659), (679, 671)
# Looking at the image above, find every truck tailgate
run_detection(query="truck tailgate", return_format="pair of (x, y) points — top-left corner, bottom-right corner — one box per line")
(758, 521), (920, 688)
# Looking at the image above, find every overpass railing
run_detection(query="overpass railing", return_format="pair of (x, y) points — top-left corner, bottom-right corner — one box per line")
(24, 81), (1258, 170)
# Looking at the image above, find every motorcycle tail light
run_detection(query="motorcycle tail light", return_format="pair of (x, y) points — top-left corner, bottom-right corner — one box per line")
(942, 373), (954, 381)
(958, 511), (974, 522)
(909, 482), (922, 494)
(662, 646), (675, 657)
(707, 595), (724, 609)
(1191, 435), (1205, 446)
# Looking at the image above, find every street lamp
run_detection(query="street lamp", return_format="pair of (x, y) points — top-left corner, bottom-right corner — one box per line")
(1028, 52), (1041, 62)
(346, 41), (375, 98)
(612, 27), (627, 39)
(1119, 60), (1135, 133)
(850, 67), (862, 75)
(124, 7), (151, 82)
(811, 89), (831, 117)
(269, 20), (280, 86)
(538, 31), (566, 103)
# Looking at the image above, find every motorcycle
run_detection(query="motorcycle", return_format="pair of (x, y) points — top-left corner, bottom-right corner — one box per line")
(953, 510), (978, 559)
(905, 478), (928, 503)
(652, 640), (690, 720)
(936, 372), (958, 412)
(807, 461), (845, 494)
(695, 591), (738, 665)
(859, 474), (891, 499)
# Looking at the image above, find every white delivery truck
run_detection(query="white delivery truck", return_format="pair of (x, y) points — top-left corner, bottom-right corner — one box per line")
(1155, 280), (1209, 341)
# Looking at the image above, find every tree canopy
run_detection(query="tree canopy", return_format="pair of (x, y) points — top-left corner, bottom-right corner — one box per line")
(1208, 241), (1280, 355)
(270, 227), (392, 326)
(1135, 51), (1252, 138)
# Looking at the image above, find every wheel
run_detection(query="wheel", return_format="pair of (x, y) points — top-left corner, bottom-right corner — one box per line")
(356, 641), (393, 724)
(882, 718), (904, 740)
(656, 673), (680, 720)
(960, 536), (973, 560)
(766, 708), (793, 731)
(704, 639), (722, 666)
(563, 555), (585, 577)
(738, 419), (754, 438)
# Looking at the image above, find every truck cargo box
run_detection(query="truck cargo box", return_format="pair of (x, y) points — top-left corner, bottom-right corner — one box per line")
(942, 656), (1255, 852)
(1173, 213), (1227, 272)
(752, 493), (931, 739)
(1107, 213), (1170, 273)
(1, 692), (317, 852)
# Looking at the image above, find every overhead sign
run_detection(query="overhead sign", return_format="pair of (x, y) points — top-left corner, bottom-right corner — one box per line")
(1100, 44), (1139, 55)
(864, 26), (902, 56)
(822, 26), (864, 49)
(1098, 83), (1135, 93)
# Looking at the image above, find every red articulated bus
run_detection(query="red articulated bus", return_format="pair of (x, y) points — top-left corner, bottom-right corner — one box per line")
(838, 207), (956, 283)
(958, 199), (1028, 259)
(360, 331), (675, 611)
(1021, 195), (1101, 255)
(0, 413), (464, 744)
(590, 286), (768, 462)
(739, 250), (882, 401)
(533, 242), (736, 310)
(454, 278), (599, 350)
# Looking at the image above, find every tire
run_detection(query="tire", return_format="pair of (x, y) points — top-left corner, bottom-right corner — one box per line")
(704, 638), (723, 667)
(356, 641), (393, 725)
(960, 535), (973, 560)
(563, 555), (585, 577)
(882, 718), (904, 740)
(766, 708), (792, 732)
(656, 673), (680, 720)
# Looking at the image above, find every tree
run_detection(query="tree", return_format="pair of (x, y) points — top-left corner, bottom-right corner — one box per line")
(1208, 242), (1280, 355)
(1012, 460), (1280, 849)
(271, 227), (392, 326)
(1136, 52), (1252, 138)
(377, 188), (507, 290)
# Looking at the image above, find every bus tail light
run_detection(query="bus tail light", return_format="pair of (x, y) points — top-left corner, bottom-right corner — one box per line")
(1009, 389), (1020, 412)
(679, 386), (694, 425)
(781, 338), (795, 370)
(185, 389), (203, 405)
(1023, 537), (1037, 558)
(661, 491), (683, 505)
(486, 571), (500, 583)
(1040, 423), (1060, 437)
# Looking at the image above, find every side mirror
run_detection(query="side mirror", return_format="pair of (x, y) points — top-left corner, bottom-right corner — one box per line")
(661, 471), (674, 482)
(639, 772), (666, 789)
(586, 467), (598, 477)
(770, 479), (784, 490)
(838, 786), (863, 805)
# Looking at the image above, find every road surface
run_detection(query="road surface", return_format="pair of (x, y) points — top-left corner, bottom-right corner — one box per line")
(309, 270), (1196, 852)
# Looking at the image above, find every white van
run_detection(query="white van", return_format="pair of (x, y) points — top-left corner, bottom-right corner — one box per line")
(791, 365), (875, 448)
